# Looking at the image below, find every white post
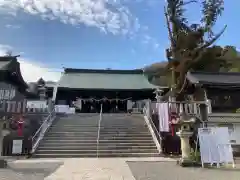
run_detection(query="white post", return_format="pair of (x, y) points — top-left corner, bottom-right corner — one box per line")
(97, 104), (103, 158)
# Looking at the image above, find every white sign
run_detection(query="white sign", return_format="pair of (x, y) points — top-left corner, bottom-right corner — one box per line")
(27, 101), (47, 109)
(55, 105), (70, 113)
(198, 127), (234, 167)
(12, 140), (23, 154)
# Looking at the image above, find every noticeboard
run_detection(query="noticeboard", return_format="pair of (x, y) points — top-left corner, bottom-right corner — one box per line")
(198, 127), (235, 167)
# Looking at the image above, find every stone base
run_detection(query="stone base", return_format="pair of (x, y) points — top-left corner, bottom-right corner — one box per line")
(177, 158), (201, 167)
(0, 159), (7, 168)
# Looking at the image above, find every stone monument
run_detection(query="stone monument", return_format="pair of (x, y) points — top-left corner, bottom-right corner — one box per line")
(0, 117), (10, 168)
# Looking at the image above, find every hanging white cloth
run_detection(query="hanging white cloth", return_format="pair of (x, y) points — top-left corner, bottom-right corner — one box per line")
(207, 99), (212, 114)
(52, 83), (58, 102)
(157, 102), (170, 132)
(127, 100), (133, 110)
(151, 102), (157, 114)
(75, 99), (82, 110)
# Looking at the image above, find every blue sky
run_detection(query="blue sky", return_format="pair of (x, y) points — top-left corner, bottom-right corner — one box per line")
(0, 0), (239, 81)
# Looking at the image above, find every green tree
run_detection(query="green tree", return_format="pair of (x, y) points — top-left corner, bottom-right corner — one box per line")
(164, 0), (227, 95)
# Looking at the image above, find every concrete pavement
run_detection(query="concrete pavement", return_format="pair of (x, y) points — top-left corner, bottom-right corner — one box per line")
(5, 157), (174, 180)
(1, 157), (239, 180)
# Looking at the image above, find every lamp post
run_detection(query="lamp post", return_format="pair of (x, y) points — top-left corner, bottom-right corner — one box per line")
(154, 88), (163, 102)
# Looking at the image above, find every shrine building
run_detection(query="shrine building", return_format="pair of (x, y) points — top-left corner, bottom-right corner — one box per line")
(0, 56), (29, 114)
(54, 68), (167, 113)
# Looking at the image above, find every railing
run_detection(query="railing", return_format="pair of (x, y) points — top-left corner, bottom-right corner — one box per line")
(96, 103), (103, 158)
(151, 100), (212, 116)
(31, 108), (56, 154)
(143, 106), (162, 153)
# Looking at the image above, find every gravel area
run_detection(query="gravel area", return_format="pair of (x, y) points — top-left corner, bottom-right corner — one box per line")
(127, 161), (240, 180)
(0, 161), (63, 180)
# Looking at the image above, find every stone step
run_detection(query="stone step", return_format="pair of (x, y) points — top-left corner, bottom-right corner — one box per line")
(39, 142), (156, 146)
(41, 139), (154, 143)
(37, 145), (157, 150)
(36, 149), (159, 154)
(33, 114), (158, 158)
(48, 129), (149, 133)
(33, 152), (160, 158)
(45, 133), (152, 138)
(49, 127), (148, 131)
(43, 136), (153, 140)
(51, 124), (147, 128)
(46, 131), (150, 135)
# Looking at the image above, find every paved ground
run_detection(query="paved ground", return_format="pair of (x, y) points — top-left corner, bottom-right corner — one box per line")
(0, 159), (63, 180)
(128, 161), (240, 180)
(0, 158), (239, 180)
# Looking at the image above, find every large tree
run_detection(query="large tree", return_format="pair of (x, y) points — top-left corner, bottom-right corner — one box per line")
(164, 0), (227, 96)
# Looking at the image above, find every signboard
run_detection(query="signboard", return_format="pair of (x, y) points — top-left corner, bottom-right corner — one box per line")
(198, 127), (235, 167)
(27, 101), (47, 109)
(12, 140), (23, 154)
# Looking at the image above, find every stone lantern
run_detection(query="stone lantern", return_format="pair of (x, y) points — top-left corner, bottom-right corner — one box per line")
(176, 113), (196, 167)
(0, 117), (10, 168)
(37, 78), (46, 100)
(154, 88), (163, 102)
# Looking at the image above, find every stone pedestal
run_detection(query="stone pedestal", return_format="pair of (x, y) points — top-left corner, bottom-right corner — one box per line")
(0, 121), (10, 168)
(176, 130), (193, 166)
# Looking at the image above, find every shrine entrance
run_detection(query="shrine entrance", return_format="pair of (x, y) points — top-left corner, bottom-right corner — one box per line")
(74, 97), (130, 113)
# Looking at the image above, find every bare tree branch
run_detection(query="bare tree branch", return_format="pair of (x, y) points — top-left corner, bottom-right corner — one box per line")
(177, 0), (198, 7)
(164, 6), (175, 47)
(197, 25), (227, 52)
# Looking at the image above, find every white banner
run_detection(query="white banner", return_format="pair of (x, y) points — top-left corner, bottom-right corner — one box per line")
(198, 127), (234, 167)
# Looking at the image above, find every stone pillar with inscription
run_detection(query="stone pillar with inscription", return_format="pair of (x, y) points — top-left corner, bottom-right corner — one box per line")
(0, 118), (10, 168)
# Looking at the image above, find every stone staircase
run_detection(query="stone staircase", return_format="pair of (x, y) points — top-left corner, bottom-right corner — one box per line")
(33, 113), (159, 158)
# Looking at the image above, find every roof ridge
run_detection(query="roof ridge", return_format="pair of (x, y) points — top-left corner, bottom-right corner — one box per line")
(64, 68), (144, 74)
(190, 71), (240, 76)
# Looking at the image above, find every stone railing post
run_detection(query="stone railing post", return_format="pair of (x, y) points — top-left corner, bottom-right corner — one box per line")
(0, 119), (10, 168)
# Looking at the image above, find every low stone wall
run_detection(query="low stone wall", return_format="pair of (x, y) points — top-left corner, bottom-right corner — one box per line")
(2, 115), (43, 156)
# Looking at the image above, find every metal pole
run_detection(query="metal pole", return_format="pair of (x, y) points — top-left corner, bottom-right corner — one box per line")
(97, 103), (103, 158)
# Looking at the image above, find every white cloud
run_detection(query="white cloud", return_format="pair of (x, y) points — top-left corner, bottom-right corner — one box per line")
(142, 34), (161, 50)
(18, 60), (62, 83)
(0, 44), (62, 82)
(0, 0), (140, 35)
(5, 24), (21, 29)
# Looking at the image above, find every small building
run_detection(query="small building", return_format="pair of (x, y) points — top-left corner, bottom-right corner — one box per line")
(186, 71), (240, 113)
(54, 68), (167, 113)
(0, 56), (28, 114)
(185, 71), (240, 153)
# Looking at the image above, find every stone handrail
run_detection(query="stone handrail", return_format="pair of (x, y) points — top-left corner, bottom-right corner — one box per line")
(96, 104), (103, 158)
(143, 107), (162, 154)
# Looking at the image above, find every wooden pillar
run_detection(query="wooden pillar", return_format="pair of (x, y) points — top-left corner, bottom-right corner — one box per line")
(194, 86), (208, 122)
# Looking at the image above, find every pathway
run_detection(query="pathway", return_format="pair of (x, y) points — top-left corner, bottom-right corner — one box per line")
(1, 157), (240, 180)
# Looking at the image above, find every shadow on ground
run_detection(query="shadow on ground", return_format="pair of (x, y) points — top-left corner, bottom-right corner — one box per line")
(127, 161), (240, 180)
(0, 161), (63, 180)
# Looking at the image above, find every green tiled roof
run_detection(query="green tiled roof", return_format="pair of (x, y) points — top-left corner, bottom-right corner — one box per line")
(58, 70), (158, 90)
(186, 71), (240, 86)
